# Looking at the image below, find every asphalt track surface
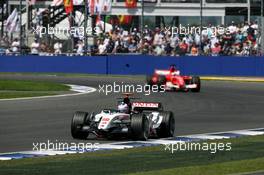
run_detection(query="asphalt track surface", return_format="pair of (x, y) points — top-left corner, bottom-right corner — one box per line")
(0, 74), (264, 153)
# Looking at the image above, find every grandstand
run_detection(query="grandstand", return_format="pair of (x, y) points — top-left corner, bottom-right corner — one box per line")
(0, 0), (263, 55)
(4, 0), (263, 26)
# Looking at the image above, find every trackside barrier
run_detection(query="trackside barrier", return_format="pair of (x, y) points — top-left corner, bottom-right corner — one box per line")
(0, 55), (264, 76)
(0, 56), (107, 74)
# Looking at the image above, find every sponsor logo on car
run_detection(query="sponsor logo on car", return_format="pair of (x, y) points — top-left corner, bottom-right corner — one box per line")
(132, 102), (159, 108)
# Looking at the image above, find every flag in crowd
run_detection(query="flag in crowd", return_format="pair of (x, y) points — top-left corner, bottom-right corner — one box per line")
(52, 0), (83, 6)
(89, 0), (95, 15)
(125, 0), (137, 8)
(73, 0), (83, 5)
(102, 0), (112, 14)
(63, 0), (74, 14)
(50, 0), (112, 15)
(0, 4), (6, 14)
(119, 15), (132, 24)
(29, 0), (36, 5)
(96, 14), (102, 27)
(88, 0), (112, 15)
(5, 8), (20, 34)
(51, 0), (64, 6)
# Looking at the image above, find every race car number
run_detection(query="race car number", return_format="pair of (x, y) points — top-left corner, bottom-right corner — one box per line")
(101, 118), (110, 122)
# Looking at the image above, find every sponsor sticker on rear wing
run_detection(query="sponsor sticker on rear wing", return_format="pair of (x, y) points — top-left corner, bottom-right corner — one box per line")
(155, 70), (170, 75)
(132, 102), (160, 108)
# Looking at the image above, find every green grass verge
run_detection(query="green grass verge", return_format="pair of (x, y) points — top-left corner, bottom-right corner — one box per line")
(1, 72), (264, 83)
(0, 135), (264, 175)
(0, 92), (57, 99)
(0, 80), (70, 99)
(0, 72), (145, 79)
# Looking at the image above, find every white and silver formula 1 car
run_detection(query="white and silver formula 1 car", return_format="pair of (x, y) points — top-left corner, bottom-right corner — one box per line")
(71, 96), (175, 141)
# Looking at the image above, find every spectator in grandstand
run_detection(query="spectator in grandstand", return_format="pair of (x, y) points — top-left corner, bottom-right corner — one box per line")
(164, 42), (173, 56)
(211, 43), (221, 56)
(90, 39), (99, 55)
(190, 44), (199, 56)
(106, 37), (115, 54)
(76, 40), (84, 55)
(31, 39), (40, 55)
(228, 21), (237, 35)
(236, 44), (243, 56)
(54, 42), (62, 55)
(5, 48), (11, 55)
(141, 41), (151, 55)
(31, 10), (38, 29)
(11, 38), (20, 53)
(0, 36), (9, 48)
(221, 41), (232, 56)
(241, 42), (250, 56)
(234, 30), (243, 45)
(113, 37), (122, 53)
(179, 40), (188, 56)
(98, 40), (106, 55)
(241, 21), (249, 34)
(39, 42), (49, 55)
(202, 41), (211, 56)
(250, 21), (258, 36)
(154, 45), (163, 56)
(128, 40), (137, 53)
(153, 27), (164, 46)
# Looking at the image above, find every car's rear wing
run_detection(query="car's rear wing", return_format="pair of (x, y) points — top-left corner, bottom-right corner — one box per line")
(154, 70), (170, 76)
(132, 102), (163, 112)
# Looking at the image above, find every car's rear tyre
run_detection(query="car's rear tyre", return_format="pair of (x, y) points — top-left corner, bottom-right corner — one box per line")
(146, 75), (153, 85)
(157, 75), (166, 91)
(71, 111), (89, 139)
(146, 75), (153, 90)
(191, 76), (201, 92)
(157, 111), (175, 138)
(157, 75), (166, 85)
(131, 113), (149, 141)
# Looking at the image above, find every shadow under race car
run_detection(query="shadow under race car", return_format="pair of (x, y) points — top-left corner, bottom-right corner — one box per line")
(71, 101), (175, 141)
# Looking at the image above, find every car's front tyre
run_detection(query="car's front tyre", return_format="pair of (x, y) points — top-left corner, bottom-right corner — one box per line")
(191, 76), (201, 92)
(71, 111), (89, 139)
(156, 111), (175, 138)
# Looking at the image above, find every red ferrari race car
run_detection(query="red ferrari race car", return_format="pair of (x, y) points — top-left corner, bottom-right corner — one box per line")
(146, 65), (201, 92)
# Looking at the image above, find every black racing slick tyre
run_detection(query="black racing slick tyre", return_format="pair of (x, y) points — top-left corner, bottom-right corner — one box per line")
(191, 76), (201, 92)
(157, 75), (166, 91)
(146, 75), (153, 90)
(157, 75), (166, 86)
(146, 75), (153, 86)
(131, 113), (149, 141)
(157, 111), (175, 138)
(71, 111), (89, 139)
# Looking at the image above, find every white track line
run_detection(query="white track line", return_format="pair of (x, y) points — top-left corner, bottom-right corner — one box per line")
(179, 127), (264, 137)
(0, 84), (97, 101)
(1, 127), (264, 160)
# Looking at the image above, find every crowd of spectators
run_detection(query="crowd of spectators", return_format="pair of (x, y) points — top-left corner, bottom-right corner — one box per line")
(0, 20), (261, 56)
(93, 21), (260, 56)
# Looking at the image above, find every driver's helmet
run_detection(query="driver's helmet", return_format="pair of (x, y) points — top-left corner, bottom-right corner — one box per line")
(169, 65), (180, 75)
(169, 65), (176, 72)
(118, 102), (129, 113)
